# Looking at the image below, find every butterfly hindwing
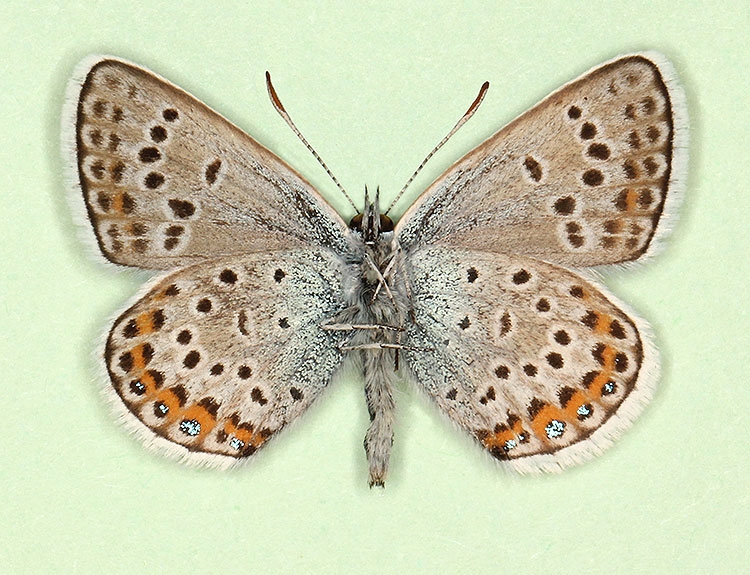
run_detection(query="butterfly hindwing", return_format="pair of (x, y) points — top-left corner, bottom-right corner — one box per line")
(402, 247), (654, 472)
(69, 57), (350, 270)
(396, 54), (685, 268)
(105, 249), (347, 463)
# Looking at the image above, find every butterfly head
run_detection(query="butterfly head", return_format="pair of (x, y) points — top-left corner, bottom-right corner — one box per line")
(349, 186), (394, 244)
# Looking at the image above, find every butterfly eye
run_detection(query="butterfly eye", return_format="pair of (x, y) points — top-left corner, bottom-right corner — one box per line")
(379, 214), (394, 232)
(349, 213), (364, 230)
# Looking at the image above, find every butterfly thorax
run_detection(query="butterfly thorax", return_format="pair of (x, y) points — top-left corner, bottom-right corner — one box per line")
(346, 192), (405, 329)
(346, 196), (408, 333)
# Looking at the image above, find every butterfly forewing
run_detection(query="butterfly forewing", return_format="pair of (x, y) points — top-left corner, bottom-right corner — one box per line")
(73, 58), (350, 270)
(402, 248), (652, 472)
(105, 250), (348, 462)
(396, 55), (682, 268)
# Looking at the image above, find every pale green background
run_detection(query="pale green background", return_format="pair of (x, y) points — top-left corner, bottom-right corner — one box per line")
(0, 1), (747, 573)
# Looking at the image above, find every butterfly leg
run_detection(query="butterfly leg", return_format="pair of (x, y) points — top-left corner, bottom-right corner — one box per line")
(340, 342), (433, 352)
(320, 322), (404, 332)
(371, 252), (397, 302)
(363, 253), (397, 306)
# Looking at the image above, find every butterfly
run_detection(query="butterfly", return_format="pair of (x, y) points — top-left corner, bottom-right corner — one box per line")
(64, 53), (686, 486)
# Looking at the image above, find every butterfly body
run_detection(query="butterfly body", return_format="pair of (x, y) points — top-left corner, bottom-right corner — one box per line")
(64, 53), (686, 485)
(336, 196), (408, 486)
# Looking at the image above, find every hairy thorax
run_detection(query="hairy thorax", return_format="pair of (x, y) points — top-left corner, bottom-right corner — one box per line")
(342, 233), (408, 346)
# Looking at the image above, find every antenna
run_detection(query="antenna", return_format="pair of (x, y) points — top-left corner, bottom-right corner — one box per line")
(265, 72), (358, 212)
(384, 81), (489, 215)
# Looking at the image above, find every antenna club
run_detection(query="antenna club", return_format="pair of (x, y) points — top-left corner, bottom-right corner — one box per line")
(265, 71), (286, 112)
(467, 81), (490, 114)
